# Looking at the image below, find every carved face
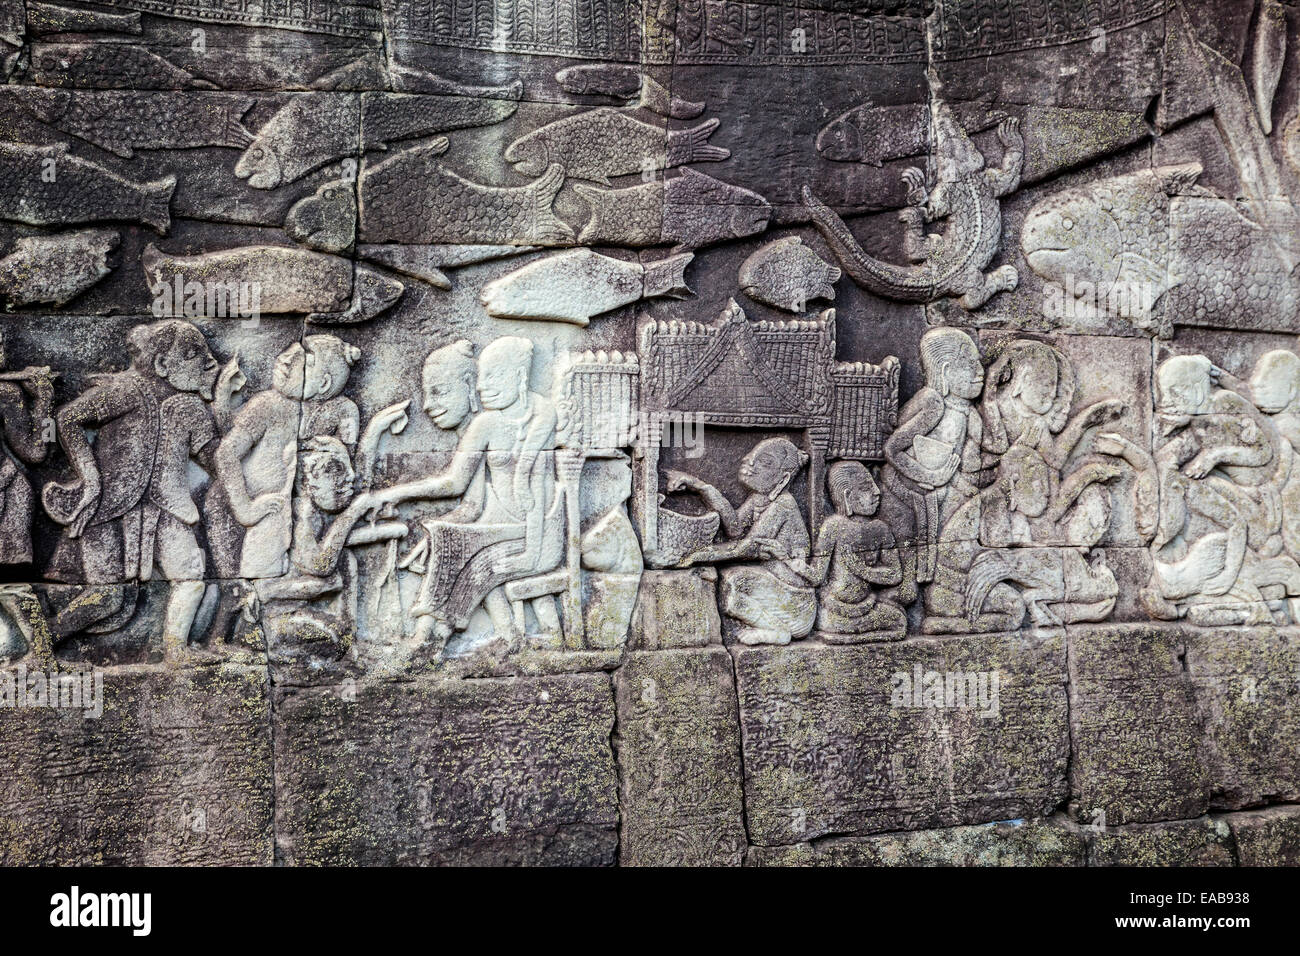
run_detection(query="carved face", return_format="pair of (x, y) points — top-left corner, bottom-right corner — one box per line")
(1250, 350), (1300, 414)
(302, 451), (355, 514)
(272, 343), (308, 400)
(944, 347), (984, 400)
(740, 440), (790, 495)
(157, 325), (218, 400)
(844, 472), (880, 517)
(423, 358), (475, 430)
(1157, 355), (1213, 424)
(477, 356), (525, 410)
(1004, 448), (1050, 518)
(234, 140), (283, 190)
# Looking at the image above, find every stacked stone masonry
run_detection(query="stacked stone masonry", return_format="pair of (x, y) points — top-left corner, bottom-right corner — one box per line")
(0, 0), (1298, 865)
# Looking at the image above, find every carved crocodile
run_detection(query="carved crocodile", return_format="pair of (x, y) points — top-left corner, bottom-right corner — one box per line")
(802, 98), (1023, 311)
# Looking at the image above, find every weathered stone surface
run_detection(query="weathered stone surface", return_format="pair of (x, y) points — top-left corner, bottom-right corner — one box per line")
(1225, 805), (1300, 865)
(735, 634), (1069, 845)
(627, 569), (722, 651)
(614, 648), (745, 865)
(748, 817), (1088, 867)
(1068, 623), (1210, 827)
(272, 672), (618, 865)
(1091, 817), (1237, 867)
(1185, 627), (1300, 809)
(0, 662), (273, 865)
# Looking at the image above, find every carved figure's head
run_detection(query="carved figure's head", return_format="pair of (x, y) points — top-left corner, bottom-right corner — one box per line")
(998, 443), (1051, 518)
(477, 336), (534, 411)
(303, 335), (360, 402)
(919, 327), (983, 400)
(740, 437), (808, 498)
(127, 319), (218, 400)
(827, 461), (880, 518)
(298, 435), (355, 514)
(1157, 355), (1216, 427)
(1250, 349), (1300, 415)
(422, 340), (479, 430)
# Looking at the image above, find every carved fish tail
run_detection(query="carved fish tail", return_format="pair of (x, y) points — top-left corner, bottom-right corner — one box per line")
(527, 163), (575, 243)
(800, 186), (930, 301)
(669, 117), (729, 165)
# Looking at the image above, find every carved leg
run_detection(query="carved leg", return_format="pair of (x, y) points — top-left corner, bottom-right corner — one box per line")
(163, 581), (206, 662)
(957, 265), (1019, 310)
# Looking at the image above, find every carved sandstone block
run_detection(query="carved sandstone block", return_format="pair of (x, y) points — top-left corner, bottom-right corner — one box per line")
(1225, 805), (1300, 865)
(747, 816), (1088, 867)
(1090, 817), (1236, 866)
(614, 648), (745, 866)
(735, 634), (1069, 845)
(1068, 623), (1210, 826)
(627, 568), (722, 650)
(1185, 626), (1300, 808)
(0, 662), (273, 865)
(272, 672), (618, 865)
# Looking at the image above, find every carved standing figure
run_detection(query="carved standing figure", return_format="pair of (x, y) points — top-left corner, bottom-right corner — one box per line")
(42, 319), (239, 659)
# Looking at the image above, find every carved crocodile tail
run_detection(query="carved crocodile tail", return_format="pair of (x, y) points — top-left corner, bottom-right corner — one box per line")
(800, 186), (933, 302)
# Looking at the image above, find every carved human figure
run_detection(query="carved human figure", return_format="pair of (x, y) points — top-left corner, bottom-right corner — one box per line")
(806, 461), (906, 638)
(667, 437), (817, 645)
(923, 444), (1118, 632)
(251, 436), (407, 641)
(214, 335), (361, 580)
(0, 350), (55, 660)
(880, 326), (984, 584)
(1142, 355), (1300, 625)
(381, 336), (564, 650)
(42, 319), (240, 658)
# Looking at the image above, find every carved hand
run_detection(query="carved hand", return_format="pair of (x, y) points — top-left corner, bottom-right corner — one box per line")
(901, 166), (928, 206)
(244, 492), (285, 525)
(66, 473), (102, 539)
(997, 116), (1023, 149)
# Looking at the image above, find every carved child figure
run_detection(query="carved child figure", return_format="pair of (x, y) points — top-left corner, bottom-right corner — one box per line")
(668, 437), (817, 645)
(807, 461), (906, 639)
(880, 326), (984, 583)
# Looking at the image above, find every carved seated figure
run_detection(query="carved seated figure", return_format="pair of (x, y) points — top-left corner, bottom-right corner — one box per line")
(667, 437), (817, 645)
(805, 462), (906, 640)
(1142, 355), (1300, 625)
(923, 444), (1118, 633)
(253, 437), (406, 646)
(382, 336), (565, 651)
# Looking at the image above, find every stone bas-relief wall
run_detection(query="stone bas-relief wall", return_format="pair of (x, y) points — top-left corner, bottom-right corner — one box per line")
(1, 0), (1300, 867)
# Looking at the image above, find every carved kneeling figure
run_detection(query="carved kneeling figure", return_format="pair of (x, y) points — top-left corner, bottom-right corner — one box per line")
(668, 437), (817, 645)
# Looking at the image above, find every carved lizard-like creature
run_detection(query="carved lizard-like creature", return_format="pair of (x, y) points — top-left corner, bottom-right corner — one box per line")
(802, 101), (1023, 311)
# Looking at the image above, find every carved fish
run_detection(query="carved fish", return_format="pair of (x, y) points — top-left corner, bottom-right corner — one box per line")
(0, 228), (117, 307)
(285, 179), (355, 253)
(816, 97), (1005, 167)
(1252, 0), (1287, 135)
(26, 42), (216, 89)
(141, 244), (403, 324)
(505, 108), (728, 183)
(480, 249), (693, 325)
(360, 138), (574, 245)
(739, 236), (839, 313)
(0, 142), (175, 232)
(5, 88), (255, 158)
(576, 168), (770, 248)
(554, 65), (705, 118)
(1020, 163), (1300, 336)
(235, 91), (521, 189)
(357, 243), (538, 290)
(26, 2), (142, 35)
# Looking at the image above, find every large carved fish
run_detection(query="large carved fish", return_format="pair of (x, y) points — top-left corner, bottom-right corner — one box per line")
(25, 42), (215, 89)
(141, 244), (403, 324)
(576, 168), (770, 248)
(359, 138), (574, 245)
(480, 249), (693, 325)
(26, 2), (141, 35)
(5, 88), (255, 158)
(0, 228), (117, 307)
(0, 142), (175, 232)
(554, 65), (705, 119)
(816, 97), (1005, 167)
(235, 91), (521, 189)
(1020, 163), (1300, 336)
(505, 108), (728, 183)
